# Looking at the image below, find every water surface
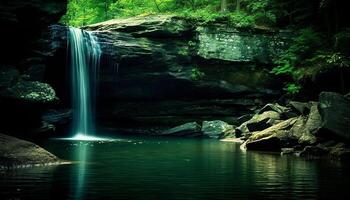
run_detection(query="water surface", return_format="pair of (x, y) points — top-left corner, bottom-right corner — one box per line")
(1, 136), (349, 200)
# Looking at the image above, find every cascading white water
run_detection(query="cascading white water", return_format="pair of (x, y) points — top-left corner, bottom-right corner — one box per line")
(68, 27), (101, 140)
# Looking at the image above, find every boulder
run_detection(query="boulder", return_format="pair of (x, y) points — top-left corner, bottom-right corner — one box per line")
(246, 111), (280, 131)
(160, 122), (202, 137)
(201, 120), (235, 139)
(0, 133), (60, 168)
(319, 92), (350, 140)
(288, 101), (311, 115)
(281, 148), (295, 155)
(241, 117), (298, 151)
(329, 143), (350, 161)
(288, 105), (321, 145)
(298, 146), (329, 158)
(304, 104), (322, 134)
(245, 136), (281, 151)
(258, 103), (291, 115)
(236, 110), (281, 137)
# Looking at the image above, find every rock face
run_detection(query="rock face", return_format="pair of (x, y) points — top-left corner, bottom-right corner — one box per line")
(0, 1), (67, 134)
(0, 133), (60, 168)
(0, 0), (67, 65)
(319, 92), (350, 140)
(0, 11), (288, 134)
(83, 15), (192, 38)
(48, 15), (287, 131)
(197, 26), (289, 63)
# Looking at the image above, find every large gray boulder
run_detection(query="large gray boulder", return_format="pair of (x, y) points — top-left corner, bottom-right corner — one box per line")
(236, 110), (281, 137)
(160, 122), (202, 137)
(0, 133), (60, 169)
(319, 92), (350, 140)
(201, 120), (235, 139)
(241, 117), (298, 151)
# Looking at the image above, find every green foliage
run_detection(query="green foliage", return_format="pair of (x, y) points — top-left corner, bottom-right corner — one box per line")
(191, 68), (205, 81)
(271, 28), (323, 93)
(178, 47), (189, 56)
(228, 11), (255, 28)
(61, 0), (280, 28)
(309, 52), (350, 68)
(284, 83), (301, 95)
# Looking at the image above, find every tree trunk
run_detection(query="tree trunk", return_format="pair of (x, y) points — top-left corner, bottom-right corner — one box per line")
(236, 0), (241, 11)
(104, 0), (108, 20)
(153, 0), (161, 12)
(221, 0), (228, 12)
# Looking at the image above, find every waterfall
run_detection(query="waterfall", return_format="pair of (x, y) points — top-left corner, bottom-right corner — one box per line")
(68, 27), (101, 139)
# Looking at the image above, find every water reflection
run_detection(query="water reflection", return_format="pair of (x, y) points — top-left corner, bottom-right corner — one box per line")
(73, 142), (89, 200)
(1, 138), (350, 200)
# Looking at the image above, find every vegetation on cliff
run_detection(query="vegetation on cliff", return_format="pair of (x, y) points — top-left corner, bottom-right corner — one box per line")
(62, 0), (349, 95)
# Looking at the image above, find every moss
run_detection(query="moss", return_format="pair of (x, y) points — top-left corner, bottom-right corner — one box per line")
(5, 81), (57, 103)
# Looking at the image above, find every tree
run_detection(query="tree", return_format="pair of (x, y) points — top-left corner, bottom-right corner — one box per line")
(235, 0), (241, 11)
(221, 0), (228, 12)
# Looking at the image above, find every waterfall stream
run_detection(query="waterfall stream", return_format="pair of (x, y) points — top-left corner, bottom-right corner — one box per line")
(68, 27), (101, 140)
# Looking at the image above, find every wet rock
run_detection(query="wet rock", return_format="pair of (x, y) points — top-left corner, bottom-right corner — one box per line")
(241, 117), (298, 151)
(299, 146), (329, 158)
(42, 109), (72, 126)
(288, 104), (321, 146)
(281, 148), (295, 155)
(236, 110), (281, 137)
(220, 138), (244, 143)
(31, 121), (56, 135)
(245, 136), (281, 151)
(201, 120), (235, 139)
(247, 111), (280, 131)
(319, 92), (350, 140)
(288, 101), (311, 115)
(329, 143), (350, 161)
(160, 122), (202, 137)
(232, 114), (254, 126)
(0, 133), (60, 168)
(258, 103), (291, 115)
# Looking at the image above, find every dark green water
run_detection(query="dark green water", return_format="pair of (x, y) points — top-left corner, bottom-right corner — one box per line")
(1, 136), (350, 200)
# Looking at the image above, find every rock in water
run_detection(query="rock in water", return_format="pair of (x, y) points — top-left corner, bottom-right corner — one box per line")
(236, 110), (281, 137)
(160, 122), (202, 137)
(241, 117), (298, 151)
(201, 120), (235, 139)
(0, 133), (60, 168)
(319, 92), (350, 140)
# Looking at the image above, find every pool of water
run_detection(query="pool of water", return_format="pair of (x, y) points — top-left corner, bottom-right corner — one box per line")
(1, 135), (350, 200)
